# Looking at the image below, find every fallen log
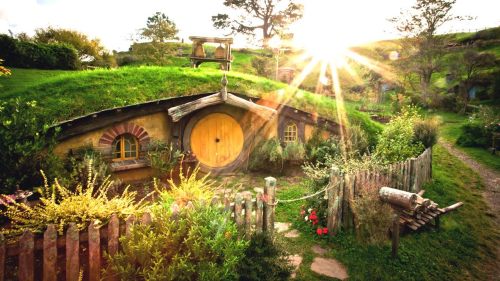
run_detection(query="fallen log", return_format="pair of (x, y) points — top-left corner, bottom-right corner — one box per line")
(379, 187), (417, 209)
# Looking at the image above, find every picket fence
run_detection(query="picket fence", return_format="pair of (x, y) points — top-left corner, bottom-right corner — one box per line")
(326, 148), (433, 233)
(0, 178), (277, 281)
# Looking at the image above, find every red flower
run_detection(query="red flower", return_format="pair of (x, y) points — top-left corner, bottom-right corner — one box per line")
(322, 227), (328, 234)
(312, 220), (317, 225)
(316, 228), (323, 236)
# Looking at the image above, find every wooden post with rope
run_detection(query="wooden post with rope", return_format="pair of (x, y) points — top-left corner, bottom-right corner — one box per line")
(264, 177), (276, 235)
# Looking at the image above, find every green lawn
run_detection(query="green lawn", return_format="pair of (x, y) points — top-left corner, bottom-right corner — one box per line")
(435, 111), (500, 171)
(275, 145), (498, 280)
(0, 68), (74, 97)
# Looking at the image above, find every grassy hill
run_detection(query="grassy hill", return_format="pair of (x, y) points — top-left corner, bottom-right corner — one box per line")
(0, 66), (382, 141)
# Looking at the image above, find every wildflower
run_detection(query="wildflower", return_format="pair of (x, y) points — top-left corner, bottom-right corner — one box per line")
(316, 228), (323, 236)
(300, 209), (305, 216)
(308, 208), (312, 213)
(322, 227), (328, 234)
(304, 216), (308, 221)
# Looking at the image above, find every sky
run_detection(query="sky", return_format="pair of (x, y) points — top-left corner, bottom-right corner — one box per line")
(0, 0), (499, 51)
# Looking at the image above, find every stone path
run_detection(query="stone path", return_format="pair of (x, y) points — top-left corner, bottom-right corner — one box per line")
(439, 140), (500, 280)
(310, 257), (349, 280)
(288, 255), (303, 279)
(278, 221), (349, 280)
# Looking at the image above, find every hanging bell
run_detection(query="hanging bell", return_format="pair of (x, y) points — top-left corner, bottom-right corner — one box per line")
(194, 43), (206, 58)
(214, 44), (226, 59)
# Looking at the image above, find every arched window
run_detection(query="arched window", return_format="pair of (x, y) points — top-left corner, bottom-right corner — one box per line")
(112, 134), (138, 160)
(283, 122), (298, 143)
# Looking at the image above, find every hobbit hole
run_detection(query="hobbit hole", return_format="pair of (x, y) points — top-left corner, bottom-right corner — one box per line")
(52, 78), (341, 182)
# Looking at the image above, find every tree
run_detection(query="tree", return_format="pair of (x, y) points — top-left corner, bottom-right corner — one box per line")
(212, 0), (303, 47)
(449, 50), (496, 112)
(33, 27), (114, 67)
(390, 0), (468, 105)
(141, 12), (179, 42)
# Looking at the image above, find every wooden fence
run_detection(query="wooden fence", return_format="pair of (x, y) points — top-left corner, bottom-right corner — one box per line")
(0, 178), (277, 281)
(327, 148), (433, 233)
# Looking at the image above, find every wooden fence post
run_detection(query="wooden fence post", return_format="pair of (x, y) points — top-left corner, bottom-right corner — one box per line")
(234, 193), (244, 235)
(107, 214), (119, 281)
(391, 213), (400, 258)
(89, 221), (101, 281)
(0, 234), (5, 281)
(43, 225), (57, 281)
(255, 192), (264, 234)
(125, 215), (136, 237)
(244, 192), (253, 239)
(66, 224), (79, 281)
(327, 167), (340, 236)
(19, 230), (34, 281)
(409, 158), (417, 193)
(264, 176), (276, 235)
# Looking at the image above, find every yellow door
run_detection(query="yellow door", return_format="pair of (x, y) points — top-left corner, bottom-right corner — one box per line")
(190, 113), (244, 167)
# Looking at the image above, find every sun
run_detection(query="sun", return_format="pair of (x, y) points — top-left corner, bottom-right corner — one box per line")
(283, 0), (398, 154)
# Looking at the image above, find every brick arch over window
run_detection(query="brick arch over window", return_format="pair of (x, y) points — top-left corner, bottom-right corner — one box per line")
(98, 123), (150, 149)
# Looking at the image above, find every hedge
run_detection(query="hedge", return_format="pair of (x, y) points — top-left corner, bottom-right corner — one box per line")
(0, 34), (79, 70)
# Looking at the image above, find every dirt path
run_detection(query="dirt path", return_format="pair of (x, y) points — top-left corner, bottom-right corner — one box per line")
(439, 140), (500, 280)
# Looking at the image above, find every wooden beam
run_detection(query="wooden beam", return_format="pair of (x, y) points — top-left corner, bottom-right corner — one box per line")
(168, 93), (223, 122)
(167, 92), (277, 122)
(440, 202), (463, 213)
(226, 93), (277, 120)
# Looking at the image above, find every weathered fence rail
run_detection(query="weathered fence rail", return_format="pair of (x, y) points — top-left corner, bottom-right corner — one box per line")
(327, 148), (433, 233)
(0, 178), (276, 281)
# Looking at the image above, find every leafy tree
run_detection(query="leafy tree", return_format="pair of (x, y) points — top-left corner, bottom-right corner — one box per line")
(33, 27), (115, 67)
(141, 12), (179, 42)
(390, 0), (468, 105)
(449, 50), (496, 112)
(212, 0), (303, 47)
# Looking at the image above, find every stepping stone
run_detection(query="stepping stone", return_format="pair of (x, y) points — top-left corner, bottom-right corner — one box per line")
(275, 222), (291, 233)
(284, 229), (300, 238)
(310, 257), (348, 280)
(311, 245), (328, 255)
(253, 187), (264, 193)
(288, 254), (302, 279)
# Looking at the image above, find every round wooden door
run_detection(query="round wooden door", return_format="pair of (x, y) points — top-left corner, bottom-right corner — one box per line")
(190, 113), (244, 167)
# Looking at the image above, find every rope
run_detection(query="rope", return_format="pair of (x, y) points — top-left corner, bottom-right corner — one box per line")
(267, 181), (340, 206)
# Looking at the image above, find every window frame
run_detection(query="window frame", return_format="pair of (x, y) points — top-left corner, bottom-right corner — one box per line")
(112, 134), (139, 161)
(283, 122), (298, 144)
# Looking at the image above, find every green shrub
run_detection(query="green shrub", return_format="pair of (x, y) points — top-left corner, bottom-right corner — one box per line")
(0, 98), (64, 193)
(374, 106), (424, 164)
(0, 34), (78, 70)
(155, 165), (216, 209)
(250, 56), (273, 77)
(305, 130), (341, 167)
(146, 140), (182, 177)
(283, 141), (306, 162)
(457, 106), (500, 148)
(248, 138), (283, 173)
(63, 146), (110, 188)
(350, 182), (393, 244)
(237, 233), (293, 281)
(345, 124), (369, 155)
(0, 159), (148, 237)
(106, 205), (247, 281)
(413, 118), (439, 148)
